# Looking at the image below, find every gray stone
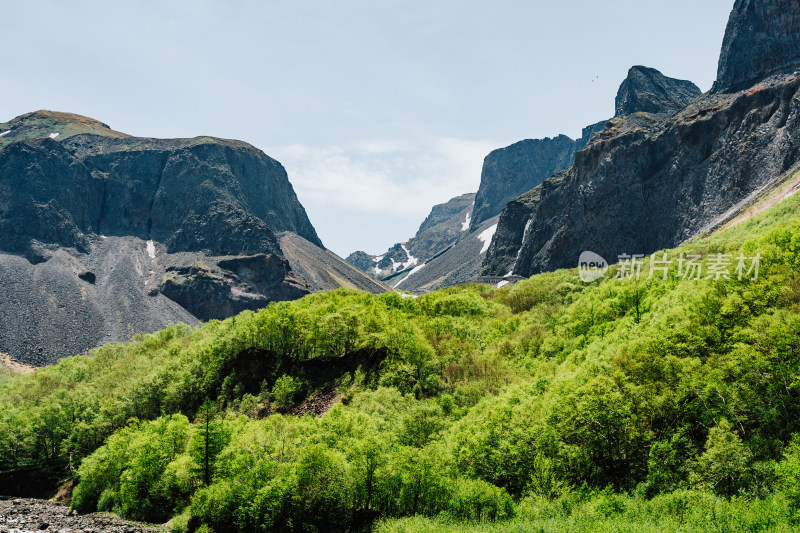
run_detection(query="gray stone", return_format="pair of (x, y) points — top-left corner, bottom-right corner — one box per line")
(714, 0), (800, 92)
(615, 66), (701, 118)
(470, 136), (576, 231)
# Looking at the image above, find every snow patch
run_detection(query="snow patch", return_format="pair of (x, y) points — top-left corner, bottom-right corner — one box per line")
(100, 234), (108, 240)
(400, 244), (419, 269)
(49, 132), (60, 139)
(461, 212), (471, 231)
(0, 130), (10, 137)
(497, 280), (509, 288)
(373, 255), (385, 263)
(504, 270), (514, 278)
(477, 224), (498, 254)
(146, 240), (156, 259)
(374, 265), (382, 275)
(393, 263), (426, 289)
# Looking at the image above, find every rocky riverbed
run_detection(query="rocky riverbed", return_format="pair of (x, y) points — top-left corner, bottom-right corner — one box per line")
(0, 498), (158, 533)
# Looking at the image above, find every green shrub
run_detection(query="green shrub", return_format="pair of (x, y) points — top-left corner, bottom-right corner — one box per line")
(271, 375), (301, 409)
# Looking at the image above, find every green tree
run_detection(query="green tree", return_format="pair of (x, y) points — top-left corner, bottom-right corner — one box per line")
(776, 433), (800, 512)
(271, 375), (301, 410)
(692, 419), (751, 497)
(191, 400), (226, 486)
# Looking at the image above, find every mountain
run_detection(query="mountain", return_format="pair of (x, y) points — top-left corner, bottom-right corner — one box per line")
(347, 122), (610, 292)
(713, 0), (800, 92)
(346, 193), (474, 281)
(469, 136), (577, 231)
(466, 121), (611, 235)
(0, 111), (383, 365)
(389, 215), (502, 293)
(483, 12), (800, 279)
(351, 69), (691, 293)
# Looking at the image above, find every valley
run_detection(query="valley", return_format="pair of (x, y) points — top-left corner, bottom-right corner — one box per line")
(2, 1), (800, 532)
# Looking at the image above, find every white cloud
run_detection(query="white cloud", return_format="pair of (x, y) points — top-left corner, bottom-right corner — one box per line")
(271, 138), (494, 217)
(265, 137), (498, 255)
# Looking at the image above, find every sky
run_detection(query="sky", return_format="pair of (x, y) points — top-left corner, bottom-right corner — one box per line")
(2, 1), (734, 257)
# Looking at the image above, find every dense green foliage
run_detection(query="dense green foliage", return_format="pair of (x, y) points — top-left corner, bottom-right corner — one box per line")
(3, 193), (800, 531)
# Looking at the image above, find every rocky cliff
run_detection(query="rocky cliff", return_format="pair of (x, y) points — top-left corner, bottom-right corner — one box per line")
(714, 0), (800, 92)
(0, 111), (379, 365)
(345, 102), (610, 292)
(483, 68), (800, 278)
(469, 136), (576, 231)
(576, 120), (609, 151)
(484, 0), (800, 279)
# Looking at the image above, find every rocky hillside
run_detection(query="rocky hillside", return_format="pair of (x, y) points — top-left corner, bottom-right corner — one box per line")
(352, 68), (696, 292)
(388, 215), (503, 293)
(346, 193), (474, 281)
(483, 0), (800, 278)
(0, 111), (381, 365)
(466, 121), (610, 234)
(278, 232), (388, 294)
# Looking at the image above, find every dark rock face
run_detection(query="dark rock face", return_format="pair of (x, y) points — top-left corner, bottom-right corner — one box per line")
(0, 136), (321, 262)
(714, 0), (800, 92)
(483, 72), (800, 278)
(0, 138), (99, 259)
(159, 255), (309, 321)
(345, 251), (374, 272)
(417, 193), (474, 234)
(0, 111), (331, 364)
(615, 66), (701, 118)
(576, 120), (609, 151)
(470, 136), (576, 230)
(64, 134), (323, 252)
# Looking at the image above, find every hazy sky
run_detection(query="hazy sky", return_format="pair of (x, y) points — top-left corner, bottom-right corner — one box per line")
(2, 1), (733, 256)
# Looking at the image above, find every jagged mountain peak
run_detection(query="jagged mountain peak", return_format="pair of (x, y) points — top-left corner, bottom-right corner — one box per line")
(714, 0), (800, 92)
(615, 66), (701, 118)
